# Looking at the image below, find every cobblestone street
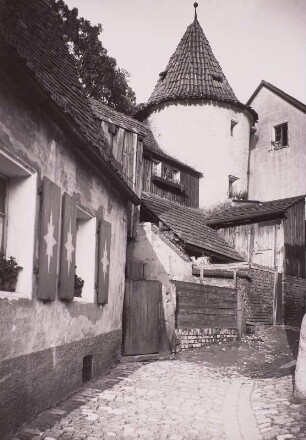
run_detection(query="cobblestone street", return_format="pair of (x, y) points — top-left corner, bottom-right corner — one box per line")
(13, 328), (306, 440)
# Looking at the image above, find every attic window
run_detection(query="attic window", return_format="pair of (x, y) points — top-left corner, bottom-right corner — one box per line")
(272, 123), (288, 150)
(152, 160), (162, 177)
(108, 123), (117, 135)
(212, 74), (223, 83)
(158, 70), (168, 81)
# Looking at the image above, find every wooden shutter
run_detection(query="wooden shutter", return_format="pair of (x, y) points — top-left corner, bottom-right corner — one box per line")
(97, 219), (111, 304)
(37, 177), (61, 300)
(59, 193), (77, 300)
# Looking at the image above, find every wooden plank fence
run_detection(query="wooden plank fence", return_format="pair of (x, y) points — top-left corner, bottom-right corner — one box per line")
(173, 281), (239, 330)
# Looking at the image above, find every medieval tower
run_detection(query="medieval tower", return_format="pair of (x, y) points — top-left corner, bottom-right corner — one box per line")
(137, 4), (257, 208)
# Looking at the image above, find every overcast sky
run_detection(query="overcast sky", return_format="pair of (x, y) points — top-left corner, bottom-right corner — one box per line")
(65, 0), (306, 105)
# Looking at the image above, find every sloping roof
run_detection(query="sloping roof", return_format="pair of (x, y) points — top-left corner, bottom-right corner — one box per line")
(247, 80), (306, 115)
(90, 98), (202, 177)
(136, 14), (257, 122)
(205, 196), (305, 226)
(148, 17), (238, 106)
(0, 0), (138, 201)
(141, 192), (243, 261)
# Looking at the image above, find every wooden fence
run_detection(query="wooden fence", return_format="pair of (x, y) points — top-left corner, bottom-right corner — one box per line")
(173, 281), (240, 332)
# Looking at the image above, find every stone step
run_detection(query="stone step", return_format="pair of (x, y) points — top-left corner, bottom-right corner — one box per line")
(120, 352), (175, 363)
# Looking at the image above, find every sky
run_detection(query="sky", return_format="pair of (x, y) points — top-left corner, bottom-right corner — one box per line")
(65, 0), (306, 105)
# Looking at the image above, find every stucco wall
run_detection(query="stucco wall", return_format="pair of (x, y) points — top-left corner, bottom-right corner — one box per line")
(127, 222), (193, 350)
(0, 76), (127, 362)
(146, 100), (252, 208)
(249, 87), (306, 201)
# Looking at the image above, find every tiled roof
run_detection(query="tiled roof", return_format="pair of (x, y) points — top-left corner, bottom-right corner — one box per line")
(90, 98), (202, 177)
(247, 80), (306, 115)
(141, 192), (243, 261)
(205, 196), (305, 226)
(0, 0), (138, 199)
(139, 16), (257, 121)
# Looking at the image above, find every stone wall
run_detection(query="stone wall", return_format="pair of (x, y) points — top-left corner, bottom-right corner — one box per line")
(177, 328), (239, 349)
(283, 275), (306, 326)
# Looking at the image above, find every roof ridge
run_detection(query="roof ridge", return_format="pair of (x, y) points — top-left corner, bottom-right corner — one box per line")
(247, 80), (306, 114)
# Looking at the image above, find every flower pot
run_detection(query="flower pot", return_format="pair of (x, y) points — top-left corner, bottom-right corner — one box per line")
(2, 277), (18, 292)
(74, 287), (82, 298)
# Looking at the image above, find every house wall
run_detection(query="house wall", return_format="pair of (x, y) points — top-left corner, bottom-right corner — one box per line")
(283, 200), (305, 278)
(249, 87), (306, 201)
(146, 100), (252, 208)
(0, 75), (127, 438)
(126, 222), (193, 351)
(217, 219), (284, 272)
(142, 156), (200, 208)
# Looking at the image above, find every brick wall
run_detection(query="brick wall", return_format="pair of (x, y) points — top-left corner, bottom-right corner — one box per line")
(239, 266), (275, 326)
(283, 275), (306, 326)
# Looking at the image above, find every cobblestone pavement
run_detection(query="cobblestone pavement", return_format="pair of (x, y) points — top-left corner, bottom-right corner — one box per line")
(13, 351), (306, 440)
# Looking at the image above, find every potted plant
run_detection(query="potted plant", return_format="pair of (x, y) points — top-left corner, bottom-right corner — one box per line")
(0, 252), (23, 292)
(74, 272), (84, 298)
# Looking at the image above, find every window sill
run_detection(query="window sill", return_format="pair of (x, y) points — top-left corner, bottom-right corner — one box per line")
(73, 296), (94, 304)
(151, 175), (184, 192)
(269, 144), (289, 152)
(0, 290), (31, 300)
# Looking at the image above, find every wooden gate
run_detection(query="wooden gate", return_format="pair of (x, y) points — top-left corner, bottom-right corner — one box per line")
(123, 279), (161, 355)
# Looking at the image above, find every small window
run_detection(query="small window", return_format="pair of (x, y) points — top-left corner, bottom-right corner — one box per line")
(230, 119), (238, 136)
(152, 160), (162, 177)
(162, 164), (181, 184)
(228, 175), (239, 199)
(82, 355), (93, 382)
(272, 123), (288, 149)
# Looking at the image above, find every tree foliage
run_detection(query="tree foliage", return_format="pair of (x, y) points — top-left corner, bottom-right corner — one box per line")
(51, 0), (136, 115)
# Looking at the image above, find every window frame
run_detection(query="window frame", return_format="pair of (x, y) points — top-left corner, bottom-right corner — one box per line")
(272, 122), (288, 150)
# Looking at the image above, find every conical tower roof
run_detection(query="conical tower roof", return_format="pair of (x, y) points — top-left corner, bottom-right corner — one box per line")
(146, 10), (240, 109)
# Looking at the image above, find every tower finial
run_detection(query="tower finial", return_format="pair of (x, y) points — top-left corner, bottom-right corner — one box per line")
(193, 2), (198, 20)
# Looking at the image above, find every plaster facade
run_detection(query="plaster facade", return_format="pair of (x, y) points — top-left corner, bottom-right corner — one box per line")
(146, 100), (252, 208)
(249, 87), (306, 201)
(0, 73), (129, 438)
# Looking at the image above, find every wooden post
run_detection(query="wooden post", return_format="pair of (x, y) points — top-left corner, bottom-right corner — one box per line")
(237, 288), (243, 338)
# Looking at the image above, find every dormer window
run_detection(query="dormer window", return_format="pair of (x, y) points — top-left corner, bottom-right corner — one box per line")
(212, 74), (223, 83)
(272, 122), (288, 149)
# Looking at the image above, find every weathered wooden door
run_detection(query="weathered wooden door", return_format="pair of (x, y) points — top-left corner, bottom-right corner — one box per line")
(123, 279), (161, 355)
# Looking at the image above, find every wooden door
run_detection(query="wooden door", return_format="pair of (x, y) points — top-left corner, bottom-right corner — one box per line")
(123, 279), (161, 355)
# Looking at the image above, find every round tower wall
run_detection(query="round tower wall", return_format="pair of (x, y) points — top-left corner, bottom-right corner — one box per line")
(146, 100), (252, 209)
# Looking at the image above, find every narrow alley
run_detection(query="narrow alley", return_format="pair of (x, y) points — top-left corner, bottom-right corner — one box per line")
(13, 327), (306, 440)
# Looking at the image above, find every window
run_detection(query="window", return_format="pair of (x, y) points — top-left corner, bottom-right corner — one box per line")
(228, 175), (239, 199)
(152, 160), (162, 177)
(74, 207), (96, 302)
(272, 123), (288, 149)
(162, 164), (181, 184)
(230, 119), (238, 136)
(0, 149), (37, 297)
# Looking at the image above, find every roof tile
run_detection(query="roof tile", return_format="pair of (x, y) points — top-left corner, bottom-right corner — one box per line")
(142, 192), (243, 261)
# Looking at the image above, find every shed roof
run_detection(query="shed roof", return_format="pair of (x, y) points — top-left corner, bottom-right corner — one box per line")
(137, 10), (257, 122)
(247, 80), (306, 115)
(205, 196), (305, 227)
(141, 192), (243, 261)
(90, 98), (202, 177)
(0, 0), (139, 202)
